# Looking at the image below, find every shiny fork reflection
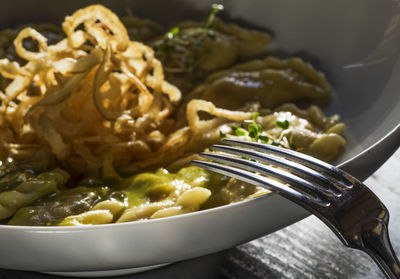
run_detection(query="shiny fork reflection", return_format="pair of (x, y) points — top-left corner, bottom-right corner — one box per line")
(191, 138), (400, 279)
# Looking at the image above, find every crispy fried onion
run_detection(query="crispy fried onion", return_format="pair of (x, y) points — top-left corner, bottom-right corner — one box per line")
(186, 100), (253, 134)
(0, 5), (252, 175)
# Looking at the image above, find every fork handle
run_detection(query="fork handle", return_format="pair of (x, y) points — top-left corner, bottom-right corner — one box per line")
(360, 220), (400, 279)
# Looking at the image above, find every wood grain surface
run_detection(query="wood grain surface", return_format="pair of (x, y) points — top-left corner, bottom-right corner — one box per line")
(1, 148), (399, 279)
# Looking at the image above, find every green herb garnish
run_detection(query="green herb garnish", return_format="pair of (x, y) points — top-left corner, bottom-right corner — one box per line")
(259, 135), (269, 143)
(271, 141), (281, 146)
(247, 112), (263, 140)
(234, 127), (247, 137)
(206, 4), (224, 28)
(166, 27), (180, 39)
(221, 112), (292, 149)
(252, 112), (260, 122)
(276, 120), (290, 130)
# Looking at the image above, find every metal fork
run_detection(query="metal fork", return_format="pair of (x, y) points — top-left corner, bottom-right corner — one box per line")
(191, 138), (400, 279)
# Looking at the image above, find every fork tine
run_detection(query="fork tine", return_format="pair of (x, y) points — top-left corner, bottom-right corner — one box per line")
(211, 144), (345, 194)
(201, 151), (338, 200)
(222, 139), (353, 185)
(190, 160), (328, 207)
(221, 138), (354, 189)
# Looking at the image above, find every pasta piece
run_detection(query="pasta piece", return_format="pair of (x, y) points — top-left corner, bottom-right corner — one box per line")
(58, 200), (125, 226)
(256, 104), (346, 162)
(175, 186), (211, 211)
(116, 166), (227, 222)
(308, 134), (346, 163)
(150, 187), (211, 219)
(58, 210), (114, 226)
(91, 200), (125, 217)
(117, 200), (175, 223)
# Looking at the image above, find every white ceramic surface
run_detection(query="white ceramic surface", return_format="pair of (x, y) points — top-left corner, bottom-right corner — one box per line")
(0, 0), (399, 275)
(45, 264), (170, 277)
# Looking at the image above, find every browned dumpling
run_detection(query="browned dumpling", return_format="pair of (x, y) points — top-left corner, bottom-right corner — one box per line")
(185, 57), (331, 111)
(151, 18), (272, 94)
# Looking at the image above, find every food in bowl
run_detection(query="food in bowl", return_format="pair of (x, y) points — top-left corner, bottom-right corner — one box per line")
(0, 4), (345, 226)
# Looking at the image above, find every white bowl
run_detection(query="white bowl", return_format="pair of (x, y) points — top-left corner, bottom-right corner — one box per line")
(0, 0), (399, 276)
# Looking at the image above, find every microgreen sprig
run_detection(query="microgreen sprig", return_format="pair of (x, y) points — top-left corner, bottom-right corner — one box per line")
(206, 3), (224, 28)
(276, 120), (289, 130)
(220, 112), (295, 149)
(227, 112), (269, 144)
(166, 27), (180, 39)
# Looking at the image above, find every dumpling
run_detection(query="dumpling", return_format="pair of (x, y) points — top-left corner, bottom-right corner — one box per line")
(185, 57), (331, 111)
(151, 18), (272, 94)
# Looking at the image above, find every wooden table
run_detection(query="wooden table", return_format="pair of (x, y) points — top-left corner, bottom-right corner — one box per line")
(1, 147), (399, 279)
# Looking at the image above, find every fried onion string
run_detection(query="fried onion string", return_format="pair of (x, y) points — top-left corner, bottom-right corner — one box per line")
(0, 4), (262, 175)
